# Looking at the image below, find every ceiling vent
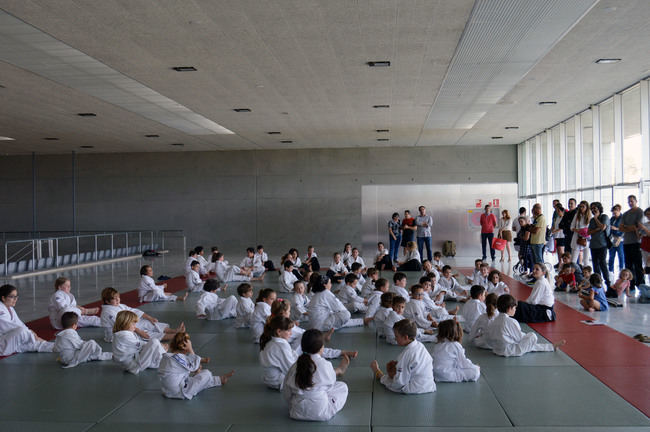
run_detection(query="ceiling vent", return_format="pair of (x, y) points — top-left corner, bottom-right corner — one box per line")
(233, 108), (251, 112)
(172, 66), (197, 72)
(367, 61), (391, 67)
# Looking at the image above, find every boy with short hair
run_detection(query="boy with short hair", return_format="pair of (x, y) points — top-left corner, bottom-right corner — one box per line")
(235, 283), (255, 328)
(462, 285), (487, 333)
(54, 311), (112, 368)
(390, 272), (410, 302)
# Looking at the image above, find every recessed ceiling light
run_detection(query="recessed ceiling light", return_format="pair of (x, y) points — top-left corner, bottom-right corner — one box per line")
(80, 145), (94, 148)
(376, 129), (390, 133)
(367, 61), (391, 67)
(171, 143), (184, 146)
(145, 134), (160, 138)
(77, 112), (97, 117)
(595, 58), (621, 64)
(377, 138), (390, 141)
(491, 136), (503, 140)
(267, 131), (281, 135)
(233, 108), (251, 112)
(280, 140), (293, 144)
(0, 136), (15, 141)
(172, 66), (197, 72)
(538, 101), (557, 106)
(281, 112), (289, 115)
(43, 137), (59, 140)
(373, 104), (390, 108)
(504, 126), (519, 130)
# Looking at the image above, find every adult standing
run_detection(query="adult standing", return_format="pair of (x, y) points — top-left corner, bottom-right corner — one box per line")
(619, 195), (645, 291)
(415, 206), (433, 262)
(479, 204), (497, 262)
(497, 209), (512, 262)
(588, 202), (611, 288)
(529, 203), (546, 265)
(570, 201), (591, 265)
(560, 198), (577, 254)
(512, 207), (528, 235)
(401, 210), (416, 256)
(387, 212), (402, 265)
(608, 204), (625, 273)
(551, 204), (566, 264)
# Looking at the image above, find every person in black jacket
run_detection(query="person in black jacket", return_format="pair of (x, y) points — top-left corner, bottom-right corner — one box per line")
(559, 198), (577, 255)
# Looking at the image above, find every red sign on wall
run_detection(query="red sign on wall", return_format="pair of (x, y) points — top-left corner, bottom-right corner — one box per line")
(493, 199), (500, 208)
(475, 199), (482, 208)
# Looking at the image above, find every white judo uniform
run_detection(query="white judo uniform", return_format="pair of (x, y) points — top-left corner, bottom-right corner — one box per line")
(329, 261), (347, 274)
(195, 291), (237, 320)
(240, 256), (265, 277)
(215, 261), (250, 283)
(112, 330), (166, 374)
(235, 296), (255, 328)
(365, 290), (382, 318)
(196, 254), (210, 275)
(487, 281), (510, 296)
(279, 270), (299, 293)
(48, 290), (101, 330)
(158, 352), (221, 399)
(360, 279), (375, 298)
(403, 299), (434, 329)
(138, 275), (176, 302)
(53, 328), (112, 368)
(307, 290), (363, 331)
(373, 306), (392, 338)
(101, 304), (169, 342)
(290, 293), (310, 323)
(438, 277), (466, 300)
(282, 352), (348, 421)
(462, 299), (487, 333)
(186, 269), (205, 292)
(382, 310), (436, 345)
(184, 256), (197, 275)
(389, 285), (410, 302)
(251, 302), (271, 343)
(422, 292), (456, 322)
(432, 341), (480, 382)
(469, 311), (499, 349)
(0, 304), (53, 356)
(486, 313), (554, 357)
(336, 284), (367, 313)
(379, 340), (435, 394)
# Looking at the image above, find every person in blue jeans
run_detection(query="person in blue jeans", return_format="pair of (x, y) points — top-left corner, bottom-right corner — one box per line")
(608, 204), (625, 272)
(415, 206), (433, 262)
(387, 212), (402, 264)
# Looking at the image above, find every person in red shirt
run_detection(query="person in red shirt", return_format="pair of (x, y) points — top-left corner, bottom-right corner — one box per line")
(480, 204), (498, 261)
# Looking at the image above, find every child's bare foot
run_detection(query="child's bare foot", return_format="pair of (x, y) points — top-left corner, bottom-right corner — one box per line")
(201, 357), (210, 363)
(220, 370), (235, 384)
(363, 317), (374, 326)
(588, 307), (595, 312)
(197, 314), (207, 319)
(178, 292), (189, 302)
(178, 322), (186, 332)
(553, 339), (566, 351)
(324, 328), (335, 343)
(251, 276), (264, 281)
(343, 350), (358, 359)
(451, 306), (460, 315)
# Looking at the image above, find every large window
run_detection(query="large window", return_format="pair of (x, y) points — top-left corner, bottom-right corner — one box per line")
(566, 117), (576, 190)
(540, 132), (549, 193)
(552, 126), (561, 191)
(600, 99), (615, 185)
(622, 86), (642, 183)
(581, 110), (594, 187)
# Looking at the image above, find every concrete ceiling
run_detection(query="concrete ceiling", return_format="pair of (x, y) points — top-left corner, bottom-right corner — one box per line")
(0, 0), (649, 154)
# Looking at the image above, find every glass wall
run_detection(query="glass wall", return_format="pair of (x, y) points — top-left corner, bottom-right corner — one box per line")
(600, 99), (615, 185)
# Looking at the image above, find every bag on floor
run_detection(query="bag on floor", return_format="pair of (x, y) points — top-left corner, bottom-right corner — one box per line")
(491, 237), (506, 251)
(442, 240), (456, 257)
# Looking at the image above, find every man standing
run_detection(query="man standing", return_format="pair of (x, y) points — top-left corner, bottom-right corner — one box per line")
(619, 195), (645, 291)
(529, 203), (546, 265)
(480, 204), (497, 261)
(559, 198), (577, 254)
(415, 205), (433, 262)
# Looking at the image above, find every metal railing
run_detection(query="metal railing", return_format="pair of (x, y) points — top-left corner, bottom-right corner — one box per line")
(2, 230), (185, 276)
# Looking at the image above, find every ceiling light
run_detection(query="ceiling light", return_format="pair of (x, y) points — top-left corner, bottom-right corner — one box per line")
(538, 101), (557, 106)
(172, 66), (197, 72)
(491, 136), (503, 140)
(80, 145), (94, 148)
(43, 137), (59, 140)
(171, 143), (184, 146)
(595, 58), (621, 64)
(0, 136), (15, 141)
(280, 140), (293, 144)
(504, 126), (519, 130)
(145, 134), (160, 138)
(267, 131), (281, 135)
(373, 105), (390, 108)
(376, 129), (390, 133)
(377, 138), (390, 141)
(367, 61), (391, 67)
(233, 108), (251, 112)
(77, 112), (97, 117)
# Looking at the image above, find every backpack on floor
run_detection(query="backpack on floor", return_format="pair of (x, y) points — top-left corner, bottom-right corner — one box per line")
(442, 240), (456, 257)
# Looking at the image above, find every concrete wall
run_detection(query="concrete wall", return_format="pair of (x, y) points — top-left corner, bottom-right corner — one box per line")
(0, 145), (517, 256)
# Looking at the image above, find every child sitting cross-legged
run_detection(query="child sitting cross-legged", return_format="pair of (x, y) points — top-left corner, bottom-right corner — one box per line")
(195, 279), (238, 320)
(54, 311), (112, 368)
(579, 273), (609, 312)
(432, 319), (480, 382)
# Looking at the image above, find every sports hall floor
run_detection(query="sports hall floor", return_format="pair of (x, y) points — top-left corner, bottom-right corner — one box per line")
(2, 251), (649, 432)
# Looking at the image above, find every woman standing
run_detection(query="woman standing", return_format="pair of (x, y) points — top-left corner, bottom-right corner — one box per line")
(551, 205), (566, 264)
(588, 202), (611, 288)
(497, 209), (513, 262)
(608, 204), (625, 273)
(387, 212), (402, 265)
(401, 210), (416, 256)
(570, 201), (592, 265)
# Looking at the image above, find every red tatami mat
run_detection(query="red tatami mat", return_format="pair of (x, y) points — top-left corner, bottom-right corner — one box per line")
(459, 267), (650, 417)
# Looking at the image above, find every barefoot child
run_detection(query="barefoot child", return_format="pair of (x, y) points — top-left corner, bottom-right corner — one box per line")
(383, 296), (435, 345)
(336, 273), (368, 313)
(487, 270), (510, 296)
(186, 261), (205, 293)
(139, 265), (187, 302)
(195, 280), (238, 320)
(280, 261), (299, 293)
(308, 275), (370, 331)
(112, 310), (168, 374)
(251, 288), (276, 343)
(366, 278), (389, 319)
(432, 319), (480, 382)
(54, 312), (112, 368)
(373, 292), (394, 338)
(235, 283), (255, 328)
(290, 281), (310, 323)
(390, 272), (410, 302)
(470, 293), (498, 349)
(48, 277), (101, 330)
(462, 285), (487, 333)
(579, 274), (609, 311)
(361, 268), (379, 298)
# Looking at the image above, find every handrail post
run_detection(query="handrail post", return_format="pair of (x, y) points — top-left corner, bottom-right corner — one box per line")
(94, 234), (98, 261)
(31, 240), (35, 271)
(125, 232), (129, 254)
(139, 232), (142, 253)
(76, 236), (80, 264)
(111, 234), (114, 258)
(55, 238), (59, 267)
(150, 231), (153, 250)
(4, 243), (7, 276)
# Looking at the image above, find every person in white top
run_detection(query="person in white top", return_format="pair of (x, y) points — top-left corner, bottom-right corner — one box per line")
(303, 245), (320, 271)
(111, 310), (168, 374)
(240, 247), (266, 278)
(235, 283), (255, 328)
(486, 270), (510, 296)
(497, 209), (513, 262)
(214, 253), (258, 283)
(475, 263), (490, 289)
(158, 331), (234, 400)
(0, 284), (54, 356)
(396, 241), (422, 271)
(514, 263), (556, 323)
(346, 248), (366, 272)
(418, 276), (459, 321)
(421, 260), (440, 282)
(54, 311), (112, 368)
(361, 268), (379, 298)
(279, 261), (299, 293)
(432, 319), (480, 382)
(349, 263), (366, 290)
(373, 292), (395, 338)
(374, 242), (393, 270)
(382, 296), (436, 345)
(439, 266), (469, 301)
(371, 319), (435, 394)
(101, 287), (182, 343)
(327, 252), (348, 283)
(307, 275), (370, 331)
(486, 294), (565, 357)
(206, 247), (220, 274)
(186, 261), (205, 292)
(469, 293), (499, 350)
(184, 250), (198, 275)
(48, 277), (101, 330)
(336, 274), (368, 313)
(403, 285), (438, 330)
(390, 272), (410, 302)
(195, 280), (238, 320)
(194, 246), (210, 275)
(256, 245), (274, 271)
(251, 288), (276, 343)
(462, 286), (487, 333)
(282, 329), (352, 421)
(341, 243), (353, 269)
(138, 265), (187, 302)
(365, 278), (389, 319)
(290, 281), (310, 323)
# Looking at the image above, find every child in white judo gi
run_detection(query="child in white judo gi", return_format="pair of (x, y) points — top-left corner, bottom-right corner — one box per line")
(194, 246), (210, 275)
(307, 275), (370, 331)
(240, 247), (266, 278)
(361, 268), (379, 298)
(186, 261), (205, 293)
(366, 278), (389, 319)
(382, 296), (436, 345)
(48, 277), (101, 330)
(432, 319), (480, 382)
(403, 284), (438, 330)
(138, 265), (187, 302)
(195, 279), (237, 320)
(280, 261), (299, 293)
(251, 288), (276, 343)
(235, 283), (255, 328)
(101, 287), (183, 342)
(290, 281), (310, 323)
(390, 272), (411, 302)
(462, 285), (487, 333)
(336, 273), (368, 313)
(158, 331), (234, 400)
(470, 292), (499, 349)
(487, 270), (510, 296)
(282, 329), (352, 421)
(215, 252), (259, 283)
(439, 266), (469, 302)
(54, 311), (112, 368)
(371, 319), (435, 394)
(418, 276), (459, 321)
(112, 310), (168, 374)
(0, 284), (54, 356)
(486, 294), (565, 357)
